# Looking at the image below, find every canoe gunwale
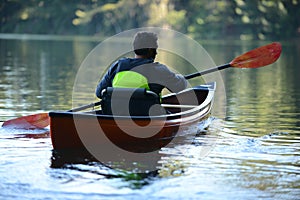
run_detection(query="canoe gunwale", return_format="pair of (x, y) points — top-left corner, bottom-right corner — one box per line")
(49, 82), (216, 121)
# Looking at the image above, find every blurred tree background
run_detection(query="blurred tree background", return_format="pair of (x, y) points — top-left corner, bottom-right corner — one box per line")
(1, 0), (299, 40)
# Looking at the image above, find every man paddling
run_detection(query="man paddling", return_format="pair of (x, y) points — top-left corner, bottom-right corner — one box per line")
(95, 31), (187, 99)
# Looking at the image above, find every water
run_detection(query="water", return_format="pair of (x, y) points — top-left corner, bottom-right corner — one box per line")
(0, 35), (300, 199)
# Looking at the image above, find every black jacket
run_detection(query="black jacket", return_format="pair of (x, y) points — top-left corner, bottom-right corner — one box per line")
(95, 57), (187, 98)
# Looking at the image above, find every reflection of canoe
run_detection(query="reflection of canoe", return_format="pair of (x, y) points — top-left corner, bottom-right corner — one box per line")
(49, 82), (215, 152)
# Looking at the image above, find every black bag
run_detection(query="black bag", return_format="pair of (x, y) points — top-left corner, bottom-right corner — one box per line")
(101, 87), (165, 116)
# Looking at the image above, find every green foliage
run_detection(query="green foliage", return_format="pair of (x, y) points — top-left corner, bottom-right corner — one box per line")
(0, 0), (299, 40)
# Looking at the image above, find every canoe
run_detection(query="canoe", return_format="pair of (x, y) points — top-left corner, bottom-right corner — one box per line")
(49, 82), (216, 152)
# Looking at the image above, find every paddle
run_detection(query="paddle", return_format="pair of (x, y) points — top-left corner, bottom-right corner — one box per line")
(1, 101), (101, 129)
(184, 42), (281, 79)
(1, 42), (281, 129)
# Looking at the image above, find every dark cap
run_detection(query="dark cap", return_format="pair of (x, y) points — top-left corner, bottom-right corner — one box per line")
(133, 31), (158, 50)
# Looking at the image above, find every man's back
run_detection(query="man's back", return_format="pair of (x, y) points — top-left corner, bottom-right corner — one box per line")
(95, 57), (187, 98)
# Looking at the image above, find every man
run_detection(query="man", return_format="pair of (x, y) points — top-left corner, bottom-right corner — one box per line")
(95, 31), (187, 99)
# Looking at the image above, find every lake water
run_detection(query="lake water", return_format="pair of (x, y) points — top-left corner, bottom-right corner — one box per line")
(0, 34), (299, 200)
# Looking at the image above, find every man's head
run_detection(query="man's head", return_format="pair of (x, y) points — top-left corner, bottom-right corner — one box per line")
(133, 31), (158, 59)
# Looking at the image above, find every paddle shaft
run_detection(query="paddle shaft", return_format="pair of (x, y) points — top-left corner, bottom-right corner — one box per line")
(69, 65), (220, 112)
(68, 101), (102, 112)
(184, 64), (231, 80)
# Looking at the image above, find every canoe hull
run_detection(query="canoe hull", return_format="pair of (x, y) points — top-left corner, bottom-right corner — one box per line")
(49, 83), (215, 152)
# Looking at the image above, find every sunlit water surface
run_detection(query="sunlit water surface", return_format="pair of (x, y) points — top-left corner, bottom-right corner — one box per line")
(0, 36), (299, 199)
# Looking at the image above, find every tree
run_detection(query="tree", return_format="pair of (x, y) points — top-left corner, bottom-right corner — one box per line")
(0, 0), (299, 40)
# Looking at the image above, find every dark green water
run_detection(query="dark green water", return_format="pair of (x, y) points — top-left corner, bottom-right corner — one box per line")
(0, 35), (299, 199)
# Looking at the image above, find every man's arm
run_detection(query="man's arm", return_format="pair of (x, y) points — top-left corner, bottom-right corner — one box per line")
(155, 64), (187, 93)
(95, 61), (118, 98)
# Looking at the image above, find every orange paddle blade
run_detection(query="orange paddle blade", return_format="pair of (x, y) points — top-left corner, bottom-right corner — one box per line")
(230, 42), (282, 68)
(2, 113), (49, 129)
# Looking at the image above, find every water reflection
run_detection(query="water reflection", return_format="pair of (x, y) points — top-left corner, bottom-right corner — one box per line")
(222, 42), (300, 136)
(0, 38), (97, 119)
(50, 149), (159, 189)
